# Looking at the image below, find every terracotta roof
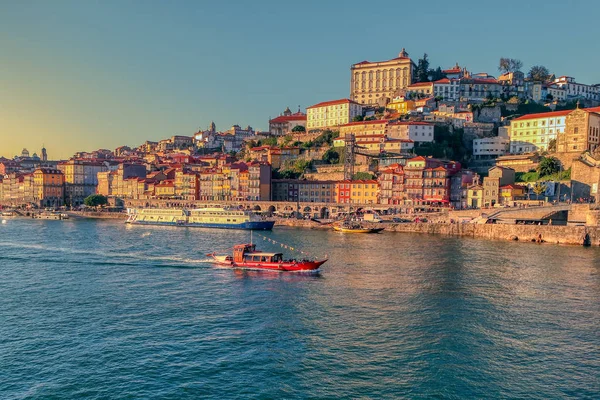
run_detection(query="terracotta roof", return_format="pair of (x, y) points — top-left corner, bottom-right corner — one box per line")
(500, 184), (522, 189)
(407, 82), (433, 88)
(512, 109), (572, 121)
(307, 98), (360, 109)
(269, 114), (307, 123)
(433, 78), (451, 84)
(340, 119), (388, 127)
(443, 67), (461, 74)
(388, 121), (432, 126)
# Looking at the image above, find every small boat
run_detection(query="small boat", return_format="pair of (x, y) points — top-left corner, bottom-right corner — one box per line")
(333, 221), (384, 234)
(209, 243), (327, 272)
(33, 211), (66, 220)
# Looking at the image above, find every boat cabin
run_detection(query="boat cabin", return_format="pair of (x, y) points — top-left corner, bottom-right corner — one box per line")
(233, 244), (283, 263)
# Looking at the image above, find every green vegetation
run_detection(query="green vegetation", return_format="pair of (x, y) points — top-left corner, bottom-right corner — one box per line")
(352, 172), (375, 180)
(415, 53), (430, 82)
(83, 194), (108, 208)
(291, 125), (305, 132)
(515, 168), (570, 183)
(537, 156), (561, 177)
(528, 65), (550, 82)
(273, 159), (313, 179)
(352, 115), (364, 122)
(414, 126), (469, 164)
(322, 148), (340, 164)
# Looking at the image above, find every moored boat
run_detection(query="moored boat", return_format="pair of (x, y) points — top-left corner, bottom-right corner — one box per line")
(126, 207), (274, 230)
(209, 243), (327, 272)
(333, 221), (384, 234)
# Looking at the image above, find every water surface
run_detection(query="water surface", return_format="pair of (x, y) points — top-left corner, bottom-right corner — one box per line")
(1, 219), (599, 399)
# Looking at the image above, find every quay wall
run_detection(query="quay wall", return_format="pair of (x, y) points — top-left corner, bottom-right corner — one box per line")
(383, 222), (600, 246)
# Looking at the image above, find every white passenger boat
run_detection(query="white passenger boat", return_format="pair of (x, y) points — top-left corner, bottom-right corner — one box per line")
(126, 207), (275, 230)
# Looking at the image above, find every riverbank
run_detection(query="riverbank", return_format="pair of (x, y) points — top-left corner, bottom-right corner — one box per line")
(275, 218), (599, 246)
(22, 211), (600, 246)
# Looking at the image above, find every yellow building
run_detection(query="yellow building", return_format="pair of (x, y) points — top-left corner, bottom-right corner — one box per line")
(350, 180), (379, 204)
(33, 168), (65, 207)
(467, 185), (483, 208)
(509, 110), (570, 154)
(155, 180), (175, 198)
(306, 98), (363, 131)
(339, 120), (388, 139)
(385, 97), (415, 114)
(350, 48), (415, 106)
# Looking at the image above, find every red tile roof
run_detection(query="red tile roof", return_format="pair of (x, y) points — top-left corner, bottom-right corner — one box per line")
(433, 78), (451, 84)
(408, 82), (433, 87)
(340, 119), (388, 127)
(307, 98), (360, 109)
(269, 113), (307, 123)
(512, 109), (572, 121)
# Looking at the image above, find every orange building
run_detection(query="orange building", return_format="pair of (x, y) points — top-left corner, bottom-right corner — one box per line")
(33, 168), (65, 208)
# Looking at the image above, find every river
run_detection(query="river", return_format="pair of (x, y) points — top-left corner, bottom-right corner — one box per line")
(1, 218), (599, 399)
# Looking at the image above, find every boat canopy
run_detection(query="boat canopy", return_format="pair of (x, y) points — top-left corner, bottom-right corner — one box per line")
(246, 252), (282, 257)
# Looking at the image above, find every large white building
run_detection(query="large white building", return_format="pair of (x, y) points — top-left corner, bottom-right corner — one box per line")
(306, 99), (363, 131)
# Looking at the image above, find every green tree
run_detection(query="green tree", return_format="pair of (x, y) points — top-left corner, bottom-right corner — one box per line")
(527, 65), (550, 82)
(352, 115), (364, 122)
(84, 194), (108, 208)
(415, 53), (430, 82)
(537, 156), (561, 177)
(428, 66), (446, 81)
(322, 148), (340, 164)
(352, 172), (375, 180)
(291, 125), (306, 132)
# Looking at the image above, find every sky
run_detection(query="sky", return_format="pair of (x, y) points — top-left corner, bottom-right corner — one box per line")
(1, 0), (599, 160)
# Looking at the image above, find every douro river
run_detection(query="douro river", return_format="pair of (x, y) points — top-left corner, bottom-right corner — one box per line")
(1, 219), (599, 399)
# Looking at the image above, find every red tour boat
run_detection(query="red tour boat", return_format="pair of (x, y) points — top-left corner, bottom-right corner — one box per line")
(208, 243), (327, 272)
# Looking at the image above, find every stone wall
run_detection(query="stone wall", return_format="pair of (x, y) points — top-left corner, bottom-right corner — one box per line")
(384, 222), (600, 246)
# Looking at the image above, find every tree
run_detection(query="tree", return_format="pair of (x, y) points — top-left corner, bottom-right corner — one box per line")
(548, 138), (557, 152)
(291, 125), (306, 132)
(352, 115), (364, 122)
(83, 194), (108, 208)
(537, 156), (561, 177)
(415, 53), (430, 82)
(498, 57), (523, 73)
(532, 182), (547, 199)
(352, 172), (375, 180)
(528, 65), (550, 82)
(322, 148), (340, 164)
(429, 66), (446, 81)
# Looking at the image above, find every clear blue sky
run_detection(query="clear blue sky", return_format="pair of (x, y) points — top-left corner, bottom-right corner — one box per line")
(1, 0), (598, 159)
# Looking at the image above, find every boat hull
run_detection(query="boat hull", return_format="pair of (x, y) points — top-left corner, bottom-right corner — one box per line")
(211, 257), (326, 272)
(333, 226), (384, 233)
(127, 220), (275, 230)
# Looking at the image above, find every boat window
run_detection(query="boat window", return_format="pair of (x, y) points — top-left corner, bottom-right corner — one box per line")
(261, 256), (267, 262)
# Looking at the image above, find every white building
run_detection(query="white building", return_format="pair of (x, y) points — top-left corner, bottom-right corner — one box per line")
(387, 121), (434, 143)
(553, 76), (599, 101)
(306, 99), (363, 131)
(473, 136), (509, 159)
(433, 78), (460, 101)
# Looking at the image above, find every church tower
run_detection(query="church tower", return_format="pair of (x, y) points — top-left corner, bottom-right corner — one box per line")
(41, 145), (47, 162)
